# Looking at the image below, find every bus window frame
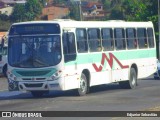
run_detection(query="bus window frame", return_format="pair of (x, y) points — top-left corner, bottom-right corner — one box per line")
(76, 28), (88, 53)
(147, 28), (155, 48)
(62, 32), (77, 63)
(126, 28), (137, 50)
(88, 28), (102, 52)
(101, 28), (114, 51)
(114, 28), (126, 50)
(137, 28), (148, 49)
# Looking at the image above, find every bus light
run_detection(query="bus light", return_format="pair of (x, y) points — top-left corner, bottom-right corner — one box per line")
(8, 71), (17, 81)
(7, 71), (12, 77)
(51, 76), (55, 80)
(51, 71), (62, 80)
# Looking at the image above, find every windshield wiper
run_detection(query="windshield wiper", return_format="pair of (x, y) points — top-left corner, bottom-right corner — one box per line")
(12, 56), (49, 67)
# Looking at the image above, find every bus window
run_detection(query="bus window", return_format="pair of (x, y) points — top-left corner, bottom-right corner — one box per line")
(76, 28), (88, 53)
(88, 28), (101, 52)
(114, 28), (126, 50)
(126, 28), (137, 49)
(137, 28), (148, 49)
(147, 28), (154, 48)
(101, 28), (113, 51)
(63, 32), (76, 62)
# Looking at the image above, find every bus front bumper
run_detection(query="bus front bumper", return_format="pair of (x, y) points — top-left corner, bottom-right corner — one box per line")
(8, 79), (62, 91)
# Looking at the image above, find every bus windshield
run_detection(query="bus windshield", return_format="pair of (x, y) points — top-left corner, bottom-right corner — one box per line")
(8, 35), (61, 68)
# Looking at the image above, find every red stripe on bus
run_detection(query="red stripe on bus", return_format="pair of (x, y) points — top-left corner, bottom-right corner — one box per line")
(92, 53), (129, 72)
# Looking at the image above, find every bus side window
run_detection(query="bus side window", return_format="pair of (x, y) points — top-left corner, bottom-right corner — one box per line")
(126, 28), (137, 49)
(76, 28), (88, 53)
(62, 33), (68, 54)
(62, 32), (76, 62)
(114, 28), (126, 50)
(101, 28), (113, 51)
(137, 28), (148, 49)
(88, 28), (101, 52)
(147, 28), (154, 48)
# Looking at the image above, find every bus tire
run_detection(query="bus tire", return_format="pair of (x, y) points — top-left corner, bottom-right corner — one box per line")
(78, 73), (88, 96)
(119, 68), (137, 89)
(30, 91), (46, 97)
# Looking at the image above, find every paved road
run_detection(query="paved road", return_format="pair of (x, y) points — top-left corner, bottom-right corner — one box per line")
(0, 76), (160, 120)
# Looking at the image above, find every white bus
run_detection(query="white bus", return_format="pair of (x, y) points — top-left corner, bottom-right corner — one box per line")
(7, 20), (157, 97)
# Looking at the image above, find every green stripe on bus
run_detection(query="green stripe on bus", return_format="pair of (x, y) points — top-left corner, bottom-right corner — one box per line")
(65, 49), (156, 66)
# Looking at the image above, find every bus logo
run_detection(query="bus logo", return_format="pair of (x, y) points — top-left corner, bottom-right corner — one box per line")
(92, 53), (129, 72)
(2, 112), (11, 117)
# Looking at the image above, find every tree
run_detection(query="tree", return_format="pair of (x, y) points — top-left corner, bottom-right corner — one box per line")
(0, 14), (9, 21)
(39, 0), (49, 7)
(54, 0), (66, 4)
(101, 0), (111, 11)
(109, 7), (124, 20)
(68, 2), (80, 20)
(10, 4), (26, 22)
(109, 0), (125, 20)
(25, 0), (43, 21)
(67, 1), (81, 20)
(122, 0), (149, 21)
(0, 20), (11, 31)
(122, 0), (158, 38)
(10, 0), (43, 22)
(110, 0), (123, 8)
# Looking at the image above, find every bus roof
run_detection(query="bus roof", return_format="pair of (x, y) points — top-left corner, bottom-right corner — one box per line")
(11, 20), (154, 28)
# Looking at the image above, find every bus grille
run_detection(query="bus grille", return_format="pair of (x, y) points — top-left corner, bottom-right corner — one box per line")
(16, 70), (51, 76)
(22, 78), (46, 81)
(24, 83), (43, 88)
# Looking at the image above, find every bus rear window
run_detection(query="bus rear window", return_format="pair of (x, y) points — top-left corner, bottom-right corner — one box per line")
(9, 23), (60, 35)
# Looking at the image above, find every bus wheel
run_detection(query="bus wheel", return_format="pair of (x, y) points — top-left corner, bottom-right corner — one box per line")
(78, 73), (88, 96)
(119, 68), (137, 89)
(30, 91), (47, 97)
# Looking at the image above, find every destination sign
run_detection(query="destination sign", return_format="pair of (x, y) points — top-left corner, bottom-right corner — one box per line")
(9, 23), (60, 35)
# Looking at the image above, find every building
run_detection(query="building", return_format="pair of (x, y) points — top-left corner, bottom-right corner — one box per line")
(82, 1), (105, 20)
(0, 32), (7, 45)
(42, 5), (69, 20)
(0, 0), (26, 16)
(0, 0), (26, 6)
(0, 6), (13, 16)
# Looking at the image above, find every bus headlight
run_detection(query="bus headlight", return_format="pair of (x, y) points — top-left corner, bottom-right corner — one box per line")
(51, 70), (62, 80)
(8, 72), (17, 81)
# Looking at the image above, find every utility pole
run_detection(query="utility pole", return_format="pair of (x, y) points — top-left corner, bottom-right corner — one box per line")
(79, 0), (82, 21)
(73, 0), (82, 21)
